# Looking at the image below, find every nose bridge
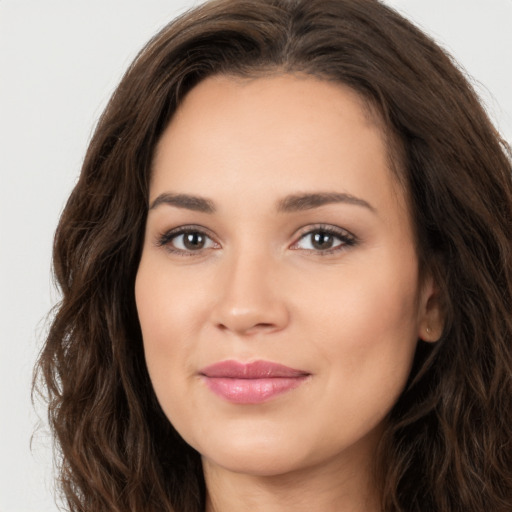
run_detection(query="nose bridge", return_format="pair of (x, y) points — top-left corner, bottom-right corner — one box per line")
(212, 241), (288, 334)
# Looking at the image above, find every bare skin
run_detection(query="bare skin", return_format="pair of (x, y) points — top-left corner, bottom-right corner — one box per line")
(135, 74), (442, 511)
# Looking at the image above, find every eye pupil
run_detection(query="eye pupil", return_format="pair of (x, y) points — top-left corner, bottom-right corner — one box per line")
(312, 231), (333, 250)
(183, 232), (205, 250)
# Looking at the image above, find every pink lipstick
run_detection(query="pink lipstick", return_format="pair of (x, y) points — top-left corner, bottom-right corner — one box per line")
(199, 360), (310, 404)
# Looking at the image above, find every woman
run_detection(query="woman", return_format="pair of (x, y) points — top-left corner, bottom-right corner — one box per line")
(36, 0), (512, 510)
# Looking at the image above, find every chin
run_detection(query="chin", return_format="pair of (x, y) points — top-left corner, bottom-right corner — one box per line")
(194, 429), (311, 477)
(202, 448), (307, 478)
(192, 414), (386, 480)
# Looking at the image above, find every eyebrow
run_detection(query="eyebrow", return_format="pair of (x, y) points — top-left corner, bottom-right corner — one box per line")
(149, 191), (375, 214)
(149, 193), (216, 213)
(277, 192), (376, 213)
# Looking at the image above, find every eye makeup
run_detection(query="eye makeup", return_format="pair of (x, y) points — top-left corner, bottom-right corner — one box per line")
(155, 222), (357, 257)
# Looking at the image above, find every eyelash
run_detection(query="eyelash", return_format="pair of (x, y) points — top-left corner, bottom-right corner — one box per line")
(156, 224), (357, 256)
(290, 224), (357, 255)
(156, 225), (219, 256)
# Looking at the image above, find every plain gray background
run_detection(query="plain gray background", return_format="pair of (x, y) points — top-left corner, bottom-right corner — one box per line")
(1, 1), (511, 510)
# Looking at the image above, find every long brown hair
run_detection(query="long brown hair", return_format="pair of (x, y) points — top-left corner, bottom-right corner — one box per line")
(36, 0), (512, 510)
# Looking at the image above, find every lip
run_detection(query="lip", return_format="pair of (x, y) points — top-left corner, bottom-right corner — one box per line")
(199, 360), (310, 404)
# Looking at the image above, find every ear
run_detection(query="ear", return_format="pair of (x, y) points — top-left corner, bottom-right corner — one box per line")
(417, 274), (444, 343)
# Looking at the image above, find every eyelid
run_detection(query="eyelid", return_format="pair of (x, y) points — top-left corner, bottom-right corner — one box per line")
(154, 223), (357, 256)
(155, 224), (221, 254)
(289, 224), (357, 253)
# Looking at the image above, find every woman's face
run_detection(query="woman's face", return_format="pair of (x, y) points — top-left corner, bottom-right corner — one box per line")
(135, 75), (438, 477)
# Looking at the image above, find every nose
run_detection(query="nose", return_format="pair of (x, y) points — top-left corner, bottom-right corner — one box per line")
(210, 249), (290, 336)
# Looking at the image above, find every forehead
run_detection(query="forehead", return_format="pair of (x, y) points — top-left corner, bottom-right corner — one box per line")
(151, 74), (406, 219)
(158, 73), (385, 140)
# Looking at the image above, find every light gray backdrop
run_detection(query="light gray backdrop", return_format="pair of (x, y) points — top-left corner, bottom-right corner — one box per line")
(1, 1), (511, 510)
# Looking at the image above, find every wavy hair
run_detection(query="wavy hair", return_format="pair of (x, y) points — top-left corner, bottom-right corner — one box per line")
(35, 0), (512, 510)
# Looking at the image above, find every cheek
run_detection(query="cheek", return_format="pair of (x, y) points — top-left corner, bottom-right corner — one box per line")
(135, 267), (195, 440)
(135, 256), (202, 347)
(135, 256), (219, 429)
(317, 248), (420, 342)
(303, 253), (421, 400)
(135, 260), (192, 390)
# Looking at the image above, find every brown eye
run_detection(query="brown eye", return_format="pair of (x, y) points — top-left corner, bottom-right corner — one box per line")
(182, 232), (206, 250)
(292, 227), (356, 253)
(311, 231), (336, 250)
(159, 228), (217, 253)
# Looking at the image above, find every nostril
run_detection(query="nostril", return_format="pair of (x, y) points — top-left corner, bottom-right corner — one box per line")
(254, 323), (275, 329)
(242, 322), (280, 335)
(215, 320), (279, 335)
(211, 299), (290, 335)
